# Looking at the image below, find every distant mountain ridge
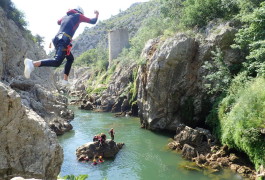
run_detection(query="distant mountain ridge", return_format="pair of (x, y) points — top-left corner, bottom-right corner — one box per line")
(72, 1), (158, 57)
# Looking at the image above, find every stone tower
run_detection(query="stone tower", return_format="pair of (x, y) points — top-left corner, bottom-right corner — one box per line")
(108, 29), (129, 66)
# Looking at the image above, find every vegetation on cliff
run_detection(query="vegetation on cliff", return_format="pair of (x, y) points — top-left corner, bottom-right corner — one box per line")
(0, 0), (27, 29)
(0, 0), (44, 46)
(203, 1), (265, 169)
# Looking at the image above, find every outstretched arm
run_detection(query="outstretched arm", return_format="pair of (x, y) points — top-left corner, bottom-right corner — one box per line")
(79, 10), (99, 24)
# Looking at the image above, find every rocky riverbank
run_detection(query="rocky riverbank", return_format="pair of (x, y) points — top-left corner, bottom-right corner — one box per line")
(168, 125), (263, 179)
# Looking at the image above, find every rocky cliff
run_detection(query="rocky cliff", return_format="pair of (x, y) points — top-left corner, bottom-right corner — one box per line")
(0, 6), (69, 179)
(75, 21), (240, 131)
(0, 82), (63, 179)
(137, 21), (240, 130)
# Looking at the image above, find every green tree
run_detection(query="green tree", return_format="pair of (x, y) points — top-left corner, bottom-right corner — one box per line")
(202, 47), (232, 95)
(232, 2), (265, 76)
(34, 34), (44, 46)
(75, 45), (108, 72)
(159, 0), (183, 19)
(180, 0), (238, 28)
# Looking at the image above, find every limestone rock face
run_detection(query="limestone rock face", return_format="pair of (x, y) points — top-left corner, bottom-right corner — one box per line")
(99, 63), (138, 113)
(138, 34), (199, 130)
(0, 82), (63, 180)
(0, 8), (54, 89)
(138, 22), (239, 130)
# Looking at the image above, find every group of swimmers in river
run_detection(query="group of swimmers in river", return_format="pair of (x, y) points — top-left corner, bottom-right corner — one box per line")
(82, 155), (104, 166)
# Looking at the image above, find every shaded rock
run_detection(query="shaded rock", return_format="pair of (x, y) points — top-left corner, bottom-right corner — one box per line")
(80, 101), (93, 110)
(111, 96), (126, 113)
(182, 144), (197, 160)
(195, 154), (207, 165)
(121, 98), (130, 112)
(131, 102), (138, 116)
(174, 126), (205, 147)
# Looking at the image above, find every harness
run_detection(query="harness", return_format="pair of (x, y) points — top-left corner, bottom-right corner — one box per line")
(62, 32), (72, 41)
(58, 32), (73, 56)
(65, 43), (72, 56)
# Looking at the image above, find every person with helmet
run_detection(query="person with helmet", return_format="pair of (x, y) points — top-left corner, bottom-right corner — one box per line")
(24, 6), (99, 86)
(92, 158), (98, 165)
(98, 156), (104, 163)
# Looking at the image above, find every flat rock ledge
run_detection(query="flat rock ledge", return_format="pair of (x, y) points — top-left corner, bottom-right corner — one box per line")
(76, 140), (124, 160)
(168, 125), (258, 180)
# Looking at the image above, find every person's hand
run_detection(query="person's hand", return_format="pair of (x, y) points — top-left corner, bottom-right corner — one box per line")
(94, 10), (99, 15)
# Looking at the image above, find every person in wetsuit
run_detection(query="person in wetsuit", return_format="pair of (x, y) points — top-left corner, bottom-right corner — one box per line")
(108, 128), (115, 141)
(24, 6), (99, 86)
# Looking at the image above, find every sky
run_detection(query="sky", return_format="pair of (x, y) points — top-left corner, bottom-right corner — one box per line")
(12, 0), (149, 53)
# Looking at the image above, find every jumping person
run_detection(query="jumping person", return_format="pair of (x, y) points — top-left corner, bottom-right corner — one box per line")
(24, 6), (99, 86)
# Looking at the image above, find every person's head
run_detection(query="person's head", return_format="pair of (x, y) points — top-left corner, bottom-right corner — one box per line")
(74, 6), (84, 14)
(99, 156), (102, 159)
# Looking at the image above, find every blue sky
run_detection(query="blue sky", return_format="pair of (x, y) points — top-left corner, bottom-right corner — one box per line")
(12, 0), (149, 53)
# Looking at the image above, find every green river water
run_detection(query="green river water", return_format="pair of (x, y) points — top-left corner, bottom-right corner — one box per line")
(58, 107), (242, 180)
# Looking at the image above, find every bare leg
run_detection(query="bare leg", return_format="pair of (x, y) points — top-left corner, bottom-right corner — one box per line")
(33, 61), (41, 67)
(63, 74), (68, 81)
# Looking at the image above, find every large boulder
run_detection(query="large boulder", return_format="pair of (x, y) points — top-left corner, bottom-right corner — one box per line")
(138, 21), (240, 130)
(168, 125), (213, 156)
(76, 140), (124, 159)
(0, 82), (63, 179)
(138, 34), (199, 130)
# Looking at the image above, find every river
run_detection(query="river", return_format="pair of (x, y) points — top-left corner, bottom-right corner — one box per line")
(58, 107), (242, 180)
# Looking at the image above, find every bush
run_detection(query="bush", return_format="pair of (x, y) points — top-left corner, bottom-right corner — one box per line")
(207, 74), (265, 169)
(202, 47), (232, 95)
(232, 2), (265, 76)
(159, 0), (183, 20)
(180, 0), (238, 28)
(75, 46), (109, 72)
(130, 15), (170, 59)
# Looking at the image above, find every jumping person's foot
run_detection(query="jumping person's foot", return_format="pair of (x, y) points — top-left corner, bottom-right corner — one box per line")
(24, 58), (34, 79)
(61, 79), (69, 86)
